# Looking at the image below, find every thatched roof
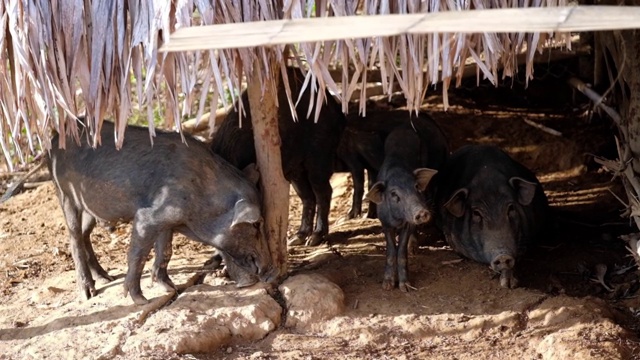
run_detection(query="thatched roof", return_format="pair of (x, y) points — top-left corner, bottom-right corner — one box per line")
(0, 2), (638, 171)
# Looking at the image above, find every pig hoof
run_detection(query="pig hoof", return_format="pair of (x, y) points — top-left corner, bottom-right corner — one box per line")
(123, 283), (149, 305)
(305, 233), (324, 246)
(79, 286), (95, 301)
(398, 282), (414, 292)
(499, 270), (519, 289)
(347, 209), (362, 220)
(287, 235), (306, 246)
(152, 269), (176, 292)
(91, 266), (115, 283)
(79, 281), (98, 300)
(96, 273), (115, 283)
(382, 279), (395, 291)
(130, 293), (149, 305)
(157, 279), (177, 292)
(499, 276), (519, 289)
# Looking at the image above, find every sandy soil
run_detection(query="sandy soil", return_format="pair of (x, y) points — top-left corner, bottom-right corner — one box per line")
(1, 75), (639, 359)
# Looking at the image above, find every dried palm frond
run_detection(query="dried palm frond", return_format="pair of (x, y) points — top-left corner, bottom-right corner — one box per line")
(619, 234), (640, 269)
(3, 2), (637, 171)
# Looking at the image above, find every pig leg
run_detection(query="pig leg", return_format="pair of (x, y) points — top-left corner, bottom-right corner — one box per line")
(124, 221), (165, 305)
(397, 224), (415, 292)
(60, 198), (96, 300)
(289, 176), (316, 246)
(365, 169), (378, 219)
(306, 166), (333, 246)
(348, 166), (366, 219)
(382, 228), (398, 290)
(81, 211), (114, 283)
(151, 231), (176, 292)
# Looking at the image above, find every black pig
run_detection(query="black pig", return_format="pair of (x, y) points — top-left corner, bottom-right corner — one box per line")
(337, 110), (449, 220)
(48, 119), (277, 304)
(433, 145), (549, 288)
(365, 114), (449, 291)
(212, 67), (346, 246)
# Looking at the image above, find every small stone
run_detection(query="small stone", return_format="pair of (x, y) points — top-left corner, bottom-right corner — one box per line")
(226, 347), (233, 353)
(14, 321), (27, 328)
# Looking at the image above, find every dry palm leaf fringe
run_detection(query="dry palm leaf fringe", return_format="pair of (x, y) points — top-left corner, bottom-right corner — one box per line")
(0, 0), (572, 171)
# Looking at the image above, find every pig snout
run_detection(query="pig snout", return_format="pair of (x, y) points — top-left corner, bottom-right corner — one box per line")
(490, 254), (519, 288)
(259, 265), (280, 284)
(226, 253), (278, 287)
(490, 254), (515, 272)
(412, 208), (432, 225)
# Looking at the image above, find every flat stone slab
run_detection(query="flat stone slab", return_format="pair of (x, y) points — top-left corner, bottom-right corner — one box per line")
(123, 283), (282, 355)
(279, 273), (345, 331)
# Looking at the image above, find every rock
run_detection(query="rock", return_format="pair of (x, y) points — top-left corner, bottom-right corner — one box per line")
(535, 326), (627, 360)
(123, 283), (282, 355)
(279, 274), (345, 331)
(529, 296), (630, 359)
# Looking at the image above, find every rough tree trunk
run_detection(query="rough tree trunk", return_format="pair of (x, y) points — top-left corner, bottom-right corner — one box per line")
(247, 56), (289, 276)
(619, 29), (640, 230)
(620, 30), (640, 177)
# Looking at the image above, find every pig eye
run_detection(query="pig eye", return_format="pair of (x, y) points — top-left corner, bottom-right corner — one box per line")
(391, 190), (400, 203)
(472, 209), (482, 223)
(507, 204), (516, 218)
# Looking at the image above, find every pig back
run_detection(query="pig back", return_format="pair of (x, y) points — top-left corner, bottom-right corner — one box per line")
(345, 110), (449, 169)
(49, 119), (259, 222)
(379, 113), (450, 175)
(210, 92), (258, 171)
(277, 67), (346, 180)
(211, 67), (345, 181)
(409, 113), (450, 170)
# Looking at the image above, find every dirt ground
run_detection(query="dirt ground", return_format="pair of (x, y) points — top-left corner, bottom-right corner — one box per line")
(1, 72), (640, 359)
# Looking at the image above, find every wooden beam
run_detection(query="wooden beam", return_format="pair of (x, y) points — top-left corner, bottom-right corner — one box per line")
(162, 6), (640, 52)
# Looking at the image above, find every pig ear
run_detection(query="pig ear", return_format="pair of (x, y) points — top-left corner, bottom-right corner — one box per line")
(509, 177), (537, 206)
(365, 182), (385, 204)
(231, 199), (262, 228)
(443, 188), (468, 218)
(413, 168), (438, 192)
(242, 163), (260, 186)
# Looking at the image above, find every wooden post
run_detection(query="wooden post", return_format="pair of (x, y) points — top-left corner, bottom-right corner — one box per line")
(247, 56), (289, 276)
(620, 29), (640, 175)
